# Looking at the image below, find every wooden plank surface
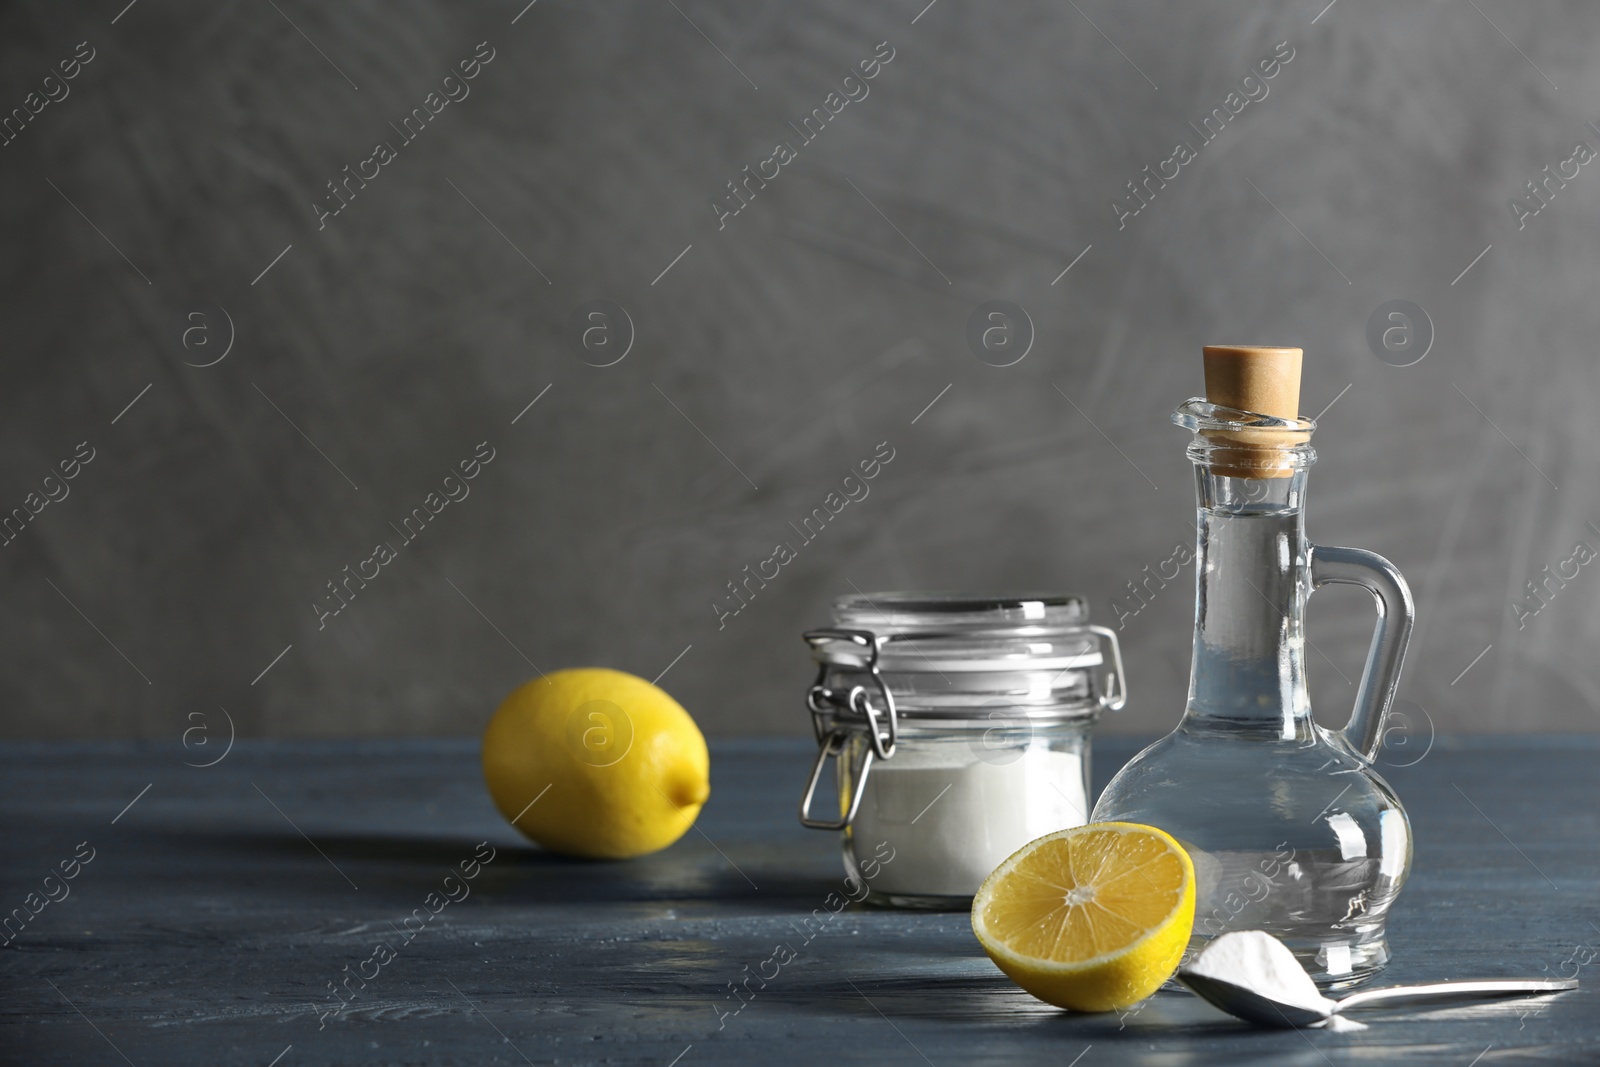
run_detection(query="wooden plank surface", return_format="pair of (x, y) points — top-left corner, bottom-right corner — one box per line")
(2, 736), (1596, 1065)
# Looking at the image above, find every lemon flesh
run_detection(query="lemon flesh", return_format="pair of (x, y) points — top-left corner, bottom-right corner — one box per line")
(971, 822), (1196, 1012)
(482, 668), (710, 859)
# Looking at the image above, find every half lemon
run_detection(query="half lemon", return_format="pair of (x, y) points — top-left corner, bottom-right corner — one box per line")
(971, 822), (1196, 1012)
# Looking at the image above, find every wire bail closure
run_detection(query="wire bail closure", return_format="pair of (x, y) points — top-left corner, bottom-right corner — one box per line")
(797, 629), (896, 830)
(804, 628), (898, 757)
(1088, 624), (1128, 714)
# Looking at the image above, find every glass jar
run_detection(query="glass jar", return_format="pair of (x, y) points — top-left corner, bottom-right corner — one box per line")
(796, 593), (1125, 908)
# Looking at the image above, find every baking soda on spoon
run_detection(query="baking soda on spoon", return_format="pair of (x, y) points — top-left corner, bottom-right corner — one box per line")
(1184, 930), (1366, 1030)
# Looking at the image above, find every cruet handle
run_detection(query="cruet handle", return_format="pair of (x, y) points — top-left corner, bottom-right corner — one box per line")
(1308, 544), (1416, 762)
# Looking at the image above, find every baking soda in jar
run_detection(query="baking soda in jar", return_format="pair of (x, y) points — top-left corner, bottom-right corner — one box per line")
(798, 593), (1124, 908)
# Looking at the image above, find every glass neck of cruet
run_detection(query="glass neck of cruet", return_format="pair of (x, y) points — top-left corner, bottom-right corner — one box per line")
(1174, 399), (1318, 740)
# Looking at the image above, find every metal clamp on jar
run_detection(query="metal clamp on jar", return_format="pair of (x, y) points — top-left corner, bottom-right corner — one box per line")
(797, 593), (1125, 908)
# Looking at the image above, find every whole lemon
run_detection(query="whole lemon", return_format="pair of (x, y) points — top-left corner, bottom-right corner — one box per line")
(482, 668), (710, 859)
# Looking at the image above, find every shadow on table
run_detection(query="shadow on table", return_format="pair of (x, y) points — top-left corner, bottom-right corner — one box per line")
(169, 826), (865, 907)
(786, 975), (1300, 1043)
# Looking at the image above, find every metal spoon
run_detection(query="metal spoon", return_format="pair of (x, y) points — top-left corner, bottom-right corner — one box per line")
(1179, 968), (1576, 1028)
(1176, 930), (1578, 1029)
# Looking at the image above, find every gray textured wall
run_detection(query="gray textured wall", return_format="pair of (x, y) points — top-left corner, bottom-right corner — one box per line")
(3, 0), (1598, 742)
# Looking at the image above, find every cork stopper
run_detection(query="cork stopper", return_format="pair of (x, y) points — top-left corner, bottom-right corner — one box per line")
(1201, 345), (1305, 478)
(1203, 346), (1302, 418)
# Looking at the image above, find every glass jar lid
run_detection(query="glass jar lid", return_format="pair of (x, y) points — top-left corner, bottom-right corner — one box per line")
(817, 591), (1101, 673)
(804, 590), (1124, 728)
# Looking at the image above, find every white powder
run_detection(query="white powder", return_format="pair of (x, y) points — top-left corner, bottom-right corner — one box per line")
(849, 745), (1085, 898)
(1187, 930), (1337, 1018)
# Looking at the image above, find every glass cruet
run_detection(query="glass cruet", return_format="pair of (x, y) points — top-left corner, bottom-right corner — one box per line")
(1092, 345), (1416, 988)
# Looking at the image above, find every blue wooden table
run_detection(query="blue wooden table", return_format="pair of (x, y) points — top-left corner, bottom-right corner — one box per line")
(2, 736), (1595, 1065)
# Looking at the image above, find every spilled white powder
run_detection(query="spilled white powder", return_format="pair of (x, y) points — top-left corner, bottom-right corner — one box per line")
(1187, 930), (1338, 1020)
(1321, 1013), (1369, 1033)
